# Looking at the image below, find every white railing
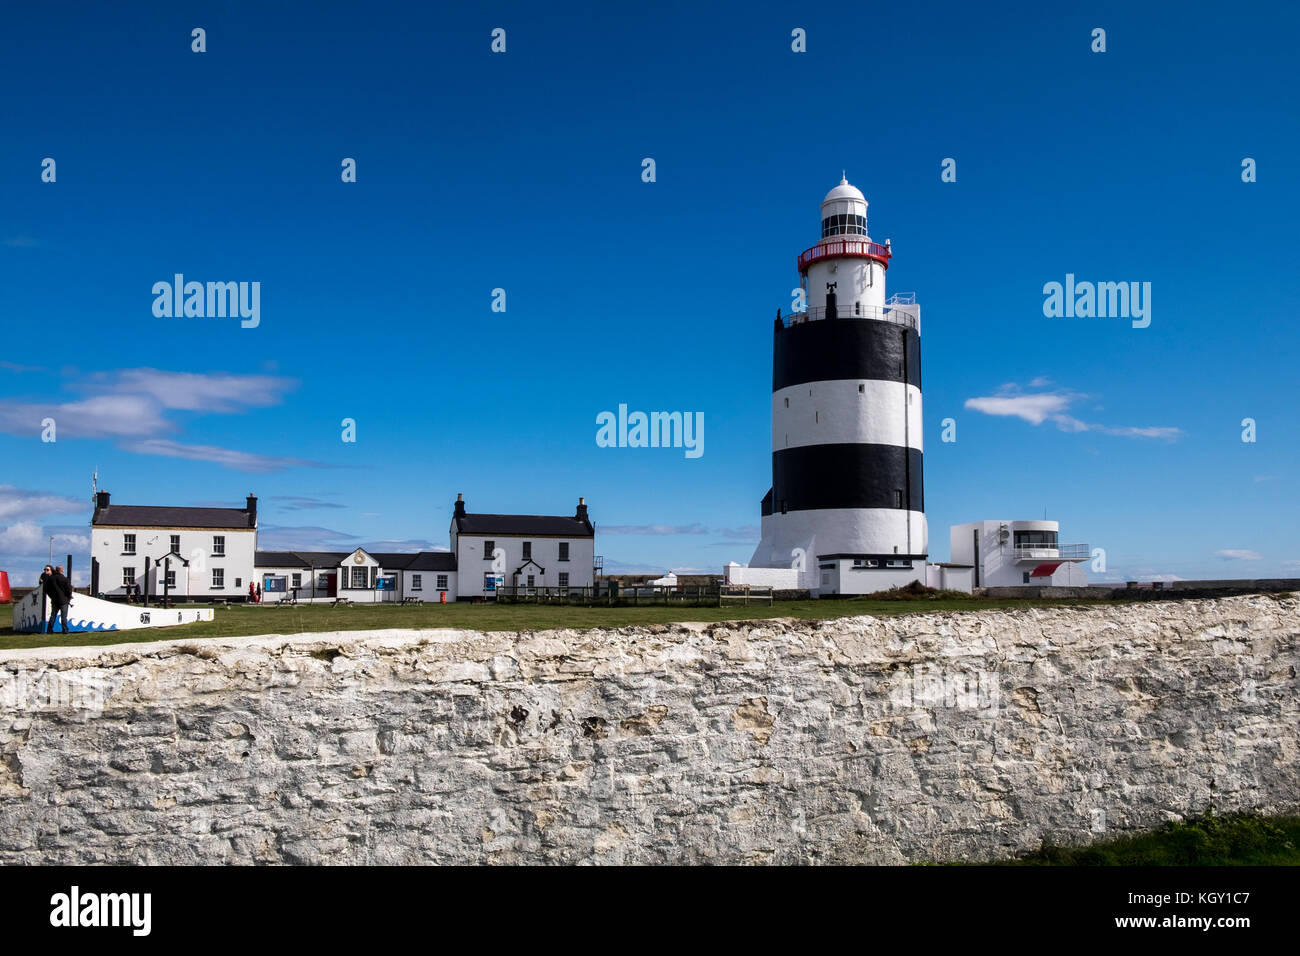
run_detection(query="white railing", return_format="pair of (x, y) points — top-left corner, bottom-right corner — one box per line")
(781, 302), (918, 330)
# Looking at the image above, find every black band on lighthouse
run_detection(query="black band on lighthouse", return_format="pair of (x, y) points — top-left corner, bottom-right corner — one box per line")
(773, 319), (920, 392)
(770, 444), (924, 513)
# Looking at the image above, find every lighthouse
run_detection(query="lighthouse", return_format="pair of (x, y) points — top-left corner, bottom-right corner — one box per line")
(749, 177), (927, 595)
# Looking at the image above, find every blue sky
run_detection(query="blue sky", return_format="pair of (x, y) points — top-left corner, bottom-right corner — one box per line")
(1, 0), (1297, 585)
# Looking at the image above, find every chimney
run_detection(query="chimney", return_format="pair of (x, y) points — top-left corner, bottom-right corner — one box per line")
(246, 493), (258, 526)
(453, 493), (466, 518)
(576, 496), (588, 523)
(95, 490), (110, 510)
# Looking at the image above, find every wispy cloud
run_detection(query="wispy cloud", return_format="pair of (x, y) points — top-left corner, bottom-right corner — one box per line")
(1214, 549), (1262, 561)
(268, 495), (346, 510)
(600, 523), (709, 535)
(964, 383), (1183, 440)
(0, 485), (86, 523)
(0, 367), (326, 472)
(119, 439), (331, 474)
(3, 236), (41, 248)
(0, 360), (43, 373)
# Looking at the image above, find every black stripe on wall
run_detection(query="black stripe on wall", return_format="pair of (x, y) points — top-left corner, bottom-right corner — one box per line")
(770, 443), (924, 513)
(773, 319), (920, 392)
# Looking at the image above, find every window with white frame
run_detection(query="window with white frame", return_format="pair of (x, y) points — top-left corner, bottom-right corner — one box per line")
(558, 572), (569, 587)
(123, 533), (136, 555)
(165, 569), (176, 588)
(212, 535), (225, 556)
(170, 534), (180, 553)
(526, 574), (535, 587)
(522, 541), (532, 560)
(436, 574), (448, 590)
(350, 567), (368, 589)
(212, 568), (224, 588)
(123, 567), (136, 586)
(291, 573), (302, 589)
(411, 574), (423, 591)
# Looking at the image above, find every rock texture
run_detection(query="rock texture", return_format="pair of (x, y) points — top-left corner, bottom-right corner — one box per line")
(1, 594), (1297, 864)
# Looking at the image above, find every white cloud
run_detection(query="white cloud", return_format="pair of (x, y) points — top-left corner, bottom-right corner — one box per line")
(1214, 549), (1263, 561)
(964, 383), (1183, 440)
(119, 439), (330, 473)
(600, 523), (709, 535)
(0, 485), (86, 523)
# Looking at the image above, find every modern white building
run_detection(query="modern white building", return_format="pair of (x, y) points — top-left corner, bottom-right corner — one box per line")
(747, 177), (927, 596)
(254, 549), (457, 603)
(949, 520), (1090, 589)
(90, 491), (259, 600)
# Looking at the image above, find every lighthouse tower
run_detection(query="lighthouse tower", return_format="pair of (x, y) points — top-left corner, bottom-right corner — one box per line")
(749, 177), (927, 595)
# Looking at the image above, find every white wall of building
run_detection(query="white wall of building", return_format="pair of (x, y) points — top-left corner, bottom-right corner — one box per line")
(817, 556), (924, 596)
(91, 526), (256, 599)
(402, 568), (455, 601)
(452, 532), (595, 599)
(950, 520), (1089, 588)
(751, 508), (928, 571)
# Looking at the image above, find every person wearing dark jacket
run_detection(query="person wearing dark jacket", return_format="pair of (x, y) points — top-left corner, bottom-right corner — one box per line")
(45, 565), (73, 633)
(38, 565), (54, 629)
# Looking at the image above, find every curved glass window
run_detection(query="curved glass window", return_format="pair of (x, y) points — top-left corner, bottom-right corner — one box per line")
(821, 214), (866, 238)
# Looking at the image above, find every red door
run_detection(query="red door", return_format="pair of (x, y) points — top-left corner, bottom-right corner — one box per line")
(326, 573), (337, 597)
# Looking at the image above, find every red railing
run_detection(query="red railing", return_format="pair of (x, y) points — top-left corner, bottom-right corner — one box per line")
(798, 239), (891, 273)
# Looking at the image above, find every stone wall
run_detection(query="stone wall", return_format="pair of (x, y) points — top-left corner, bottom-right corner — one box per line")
(1, 593), (1296, 864)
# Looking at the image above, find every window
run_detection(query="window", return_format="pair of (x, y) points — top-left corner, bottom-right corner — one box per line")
(170, 534), (180, 554)
(894, 489), (903, 509)
(350, 567), (368, 589)
(123, 567), (136, 586)
(526, 574), (535, 587)
(291, 573), (301, 589)
(1024, 572), (1032, 584)
(123, 533), (136, 555)
(784, 397), (789, 408)
(885, 559), (911, 569)
(235, 578), (241, 588)
(852, 558), (879, 569)
(858, 384), (865, 394)
(1013, 531), (1059, 548)
(436, 574), (448, 590)
(212, 535), (225, 556)
(483, 540), (494, 560)
(212, 568), (224, 588)
(558, 542), (569, 561)
(558, 572), (569, 587)
(165, 569), (176, 588)
(522, 541), (532, 560)
(411, 574), (423, 591)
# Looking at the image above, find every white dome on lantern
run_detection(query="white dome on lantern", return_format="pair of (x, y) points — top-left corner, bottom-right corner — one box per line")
(822, 176), (866, 205)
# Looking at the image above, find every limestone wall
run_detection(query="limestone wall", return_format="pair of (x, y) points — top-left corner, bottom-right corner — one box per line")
(1, 593), (1296, 864)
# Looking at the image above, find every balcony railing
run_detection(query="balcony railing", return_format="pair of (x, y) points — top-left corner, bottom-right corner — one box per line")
(798, 238), (891, 273)
(1012, 543), (1091, 561)
(780, 302), (918, 330)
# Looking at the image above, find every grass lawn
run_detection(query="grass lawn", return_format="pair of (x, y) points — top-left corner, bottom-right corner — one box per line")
(992, 813), (1300, 866)
(0, 594), (1129, 651)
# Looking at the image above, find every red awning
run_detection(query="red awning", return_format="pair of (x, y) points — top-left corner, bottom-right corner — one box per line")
(1030, 562), (1063, 577)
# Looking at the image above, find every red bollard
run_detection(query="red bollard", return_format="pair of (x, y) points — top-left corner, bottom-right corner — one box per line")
(440, 590), (446, 604)
(0, 570), (10, 603)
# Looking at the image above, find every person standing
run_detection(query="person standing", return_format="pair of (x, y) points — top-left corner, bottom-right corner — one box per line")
(38, 564), (54, 629)
(255, 582), (263, 604)
(45, 565), (73, 634)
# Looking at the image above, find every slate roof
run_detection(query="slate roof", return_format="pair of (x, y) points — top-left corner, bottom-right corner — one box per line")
(255, 550), (456, 571)
(453, 513), (594, 537)
(93, 504), (255, 529)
